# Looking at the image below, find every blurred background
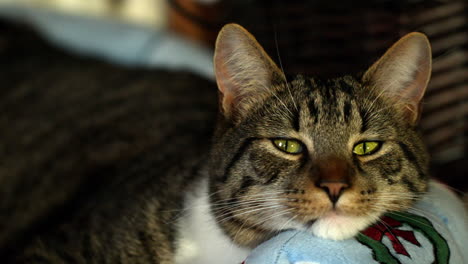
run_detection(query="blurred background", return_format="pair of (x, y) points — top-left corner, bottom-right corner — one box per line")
(0, 0), (466, 196)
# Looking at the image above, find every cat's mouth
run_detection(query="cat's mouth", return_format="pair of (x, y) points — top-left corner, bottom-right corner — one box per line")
(280, 194), (380, 240)
(306, 211), (378, 240)
(302, 210), (349, 225)
(303, 209), (342, 227)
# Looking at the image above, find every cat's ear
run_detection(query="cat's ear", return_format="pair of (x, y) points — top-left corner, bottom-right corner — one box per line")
(214, 23), (284, 121)
(363, 32), (432, 125)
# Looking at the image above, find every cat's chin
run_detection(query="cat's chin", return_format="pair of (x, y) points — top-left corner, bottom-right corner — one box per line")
(308, 212), (377, 240)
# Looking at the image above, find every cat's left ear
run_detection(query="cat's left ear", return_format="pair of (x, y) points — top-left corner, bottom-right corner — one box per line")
(363, 32), (432, 125)
(214, 24), (285, 121)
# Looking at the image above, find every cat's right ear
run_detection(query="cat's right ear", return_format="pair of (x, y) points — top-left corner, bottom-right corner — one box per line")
(214, 24), (284, 121)
(363, 32), (432, 125)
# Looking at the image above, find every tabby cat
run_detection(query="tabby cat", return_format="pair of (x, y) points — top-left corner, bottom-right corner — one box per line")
(1, 22), (432, 263)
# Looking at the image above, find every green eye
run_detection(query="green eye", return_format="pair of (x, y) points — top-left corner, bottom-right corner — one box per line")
(273, 139), (304, 154)
(353, 141), (381, 156)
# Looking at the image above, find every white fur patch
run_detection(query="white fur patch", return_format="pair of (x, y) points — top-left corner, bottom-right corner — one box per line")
(310, 212), (377, 240)
(174, 178), (250, 264)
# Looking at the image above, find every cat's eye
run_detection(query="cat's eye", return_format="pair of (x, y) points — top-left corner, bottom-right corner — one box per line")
(272, 139), (304, 154)
(353, 141), (381, 156)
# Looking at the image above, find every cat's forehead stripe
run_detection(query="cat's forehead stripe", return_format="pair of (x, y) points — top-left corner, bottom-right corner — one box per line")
(307, 97), (320, 124)
(292, 105), (301, 132)
(358, 107), (369, 133)
(336, 78), (356, 96)
(300, 76), (357, 127)
(343, 100), (352, 124)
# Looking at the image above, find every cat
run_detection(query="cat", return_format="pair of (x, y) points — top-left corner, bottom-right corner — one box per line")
(1, 22), (432, 263)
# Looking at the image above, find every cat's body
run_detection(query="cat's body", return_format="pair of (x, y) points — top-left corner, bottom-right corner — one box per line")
(1, 22), (434, 263)
(0, 22), (219, 263)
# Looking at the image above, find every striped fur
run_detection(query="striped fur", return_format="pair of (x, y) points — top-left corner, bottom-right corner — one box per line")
(208, 24), (431, 245)
(207, 74), (429, 245)
(0, 22), (217, 263)
(1, 22), (431, 262)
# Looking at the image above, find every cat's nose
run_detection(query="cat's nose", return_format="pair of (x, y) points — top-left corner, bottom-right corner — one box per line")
(319, 181), (349, 203)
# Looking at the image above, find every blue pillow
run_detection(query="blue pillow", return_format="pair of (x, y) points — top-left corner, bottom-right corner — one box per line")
(244, 181), (467, 264)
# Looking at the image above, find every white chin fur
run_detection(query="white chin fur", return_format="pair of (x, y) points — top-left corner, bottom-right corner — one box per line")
(310, 213), (377, 240)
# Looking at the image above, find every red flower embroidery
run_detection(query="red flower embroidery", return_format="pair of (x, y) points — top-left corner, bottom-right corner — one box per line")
(362, 216), (421, 257)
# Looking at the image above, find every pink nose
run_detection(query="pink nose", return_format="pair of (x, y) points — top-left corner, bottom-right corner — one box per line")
(319, 181), (349, 203)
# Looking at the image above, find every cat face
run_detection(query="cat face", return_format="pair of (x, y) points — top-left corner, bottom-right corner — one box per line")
(208, 24), (431, 247)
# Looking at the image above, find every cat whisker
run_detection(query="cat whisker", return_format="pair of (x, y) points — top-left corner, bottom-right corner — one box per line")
(374, 194), (423, 197)
(365, 197), (420, 202)
(211, 198), (278, 209)
(362, 87), (389, 119)
(368, 195), (422, 200)
(210, 189), (305, 206)
(215, 204), (287, 224)
(371, 194), (422, 199)
(376, 191), (428, 196)
(169, 192), (291, 218)
(366, 101), (406, 118)
(254, 208), (296, 230)
(273, 26), (298, 113)
(222, 190), (287, 199)
(369, 202), (411, 210)
(228, 208), (295, 252)
(210, 195), (286, 206)
(267, 87), (295, 118)
(212, 192), (290, 204)
(276, 214), (298, 232)
(229, 213), (251, 251)
(374, 192), (425, 196)
(203, 189), (230, 200)
(210, 199), (290, 215)
(206, 191), (285, 205)
(213, 200), (285, 217)
(211, 199), (292, 212)
(162, 193), (287, 222)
